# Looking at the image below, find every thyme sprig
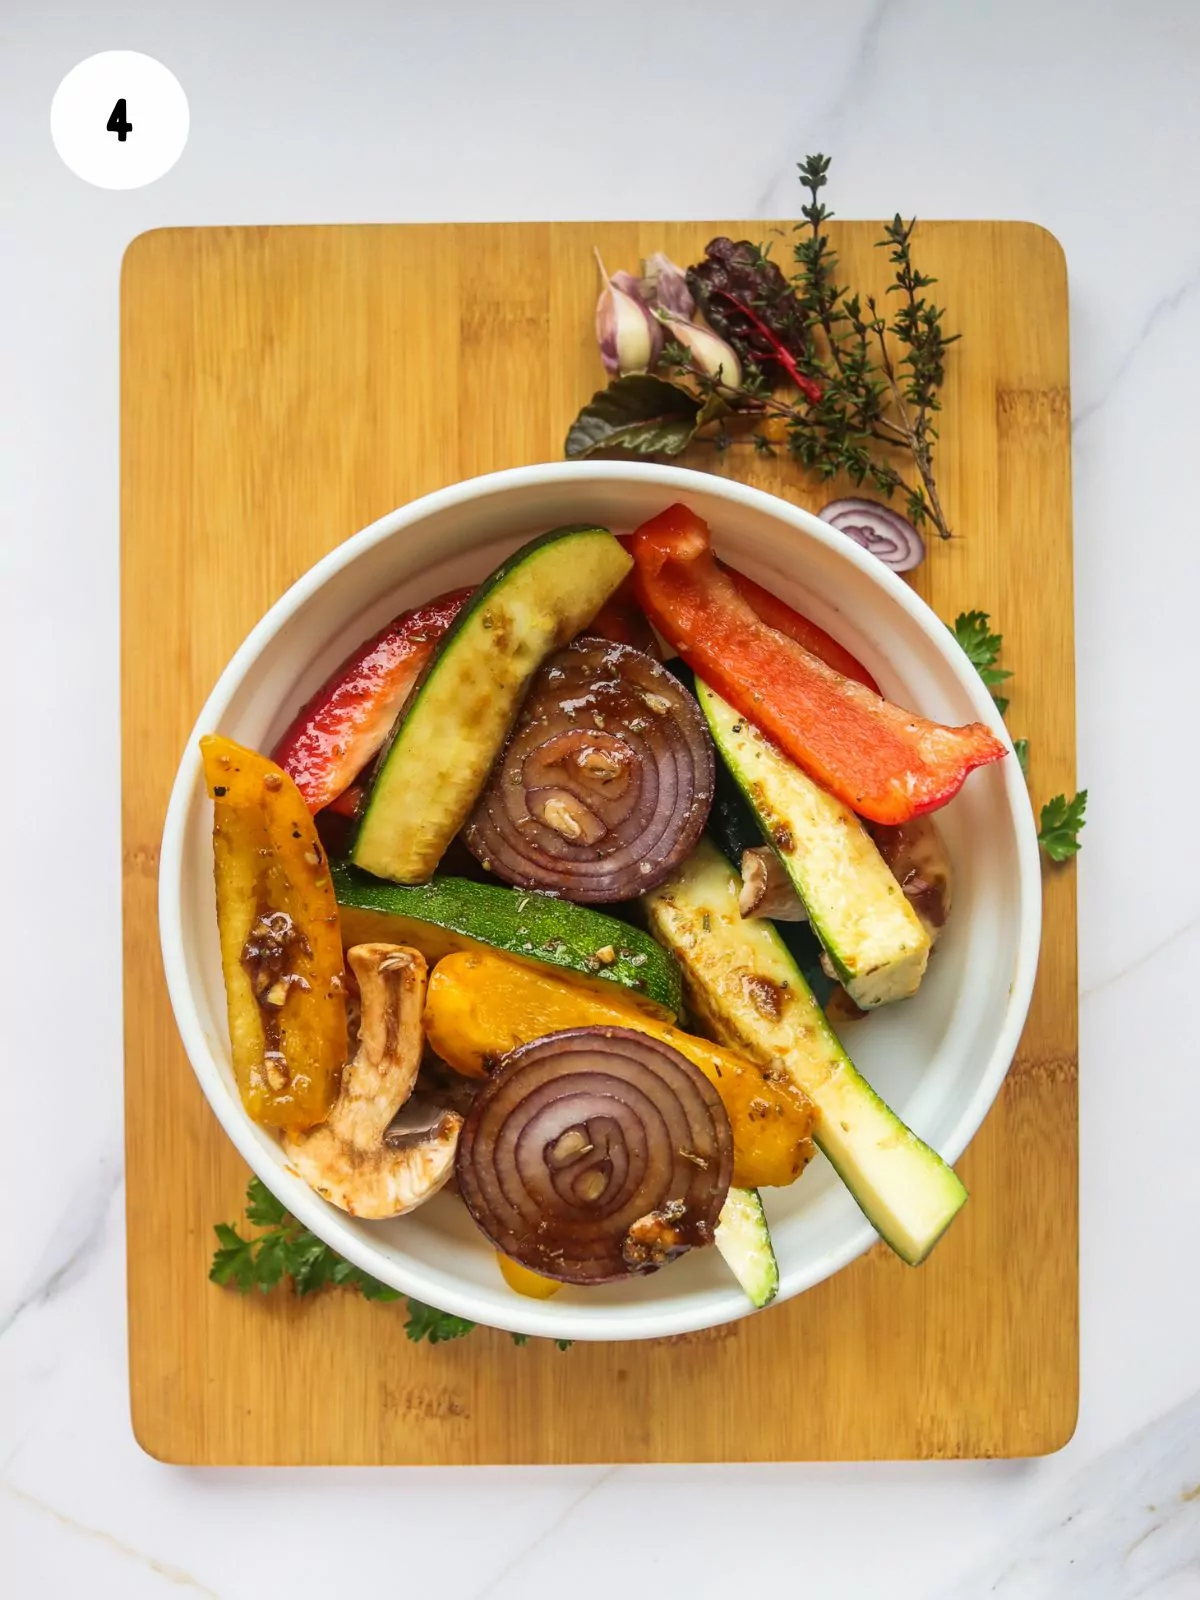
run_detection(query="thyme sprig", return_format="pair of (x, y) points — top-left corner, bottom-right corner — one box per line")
(695, 158), (955, 537)
(579, 154), (959, 540)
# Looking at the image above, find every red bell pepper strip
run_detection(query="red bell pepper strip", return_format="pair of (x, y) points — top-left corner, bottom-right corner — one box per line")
(630, 504), (1005, 825)
(272, 589), (470, 812)
(615, 535), (875, 685)
(323, 783), (366, 820)
(720, 565), (880, 693)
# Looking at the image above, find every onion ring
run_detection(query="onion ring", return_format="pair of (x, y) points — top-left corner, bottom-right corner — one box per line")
(455, 1026), (733, 1284)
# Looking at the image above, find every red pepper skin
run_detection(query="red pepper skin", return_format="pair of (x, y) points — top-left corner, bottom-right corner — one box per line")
(273, 589), (470, 812)
(324, 783), (365, 819)
(615, 536), (874, 684)
(630, 505), (1005, 825)
(721, 565), (880, 693)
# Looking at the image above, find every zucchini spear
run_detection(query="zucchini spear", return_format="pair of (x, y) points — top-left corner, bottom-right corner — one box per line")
(716, 1188), (779, 1308)
(644, 839), (967, 1265)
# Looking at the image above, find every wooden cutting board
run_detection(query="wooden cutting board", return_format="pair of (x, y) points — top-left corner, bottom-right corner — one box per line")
(121, 220), (1076, 1464)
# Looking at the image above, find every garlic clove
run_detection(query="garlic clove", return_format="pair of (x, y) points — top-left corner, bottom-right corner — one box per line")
(595, 253), (663, 377)
(641, 252), (695, 319)
(658, 310), (742, 389)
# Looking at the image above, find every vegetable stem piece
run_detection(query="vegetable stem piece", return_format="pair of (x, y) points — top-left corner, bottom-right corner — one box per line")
(283, 944), (462, 1219)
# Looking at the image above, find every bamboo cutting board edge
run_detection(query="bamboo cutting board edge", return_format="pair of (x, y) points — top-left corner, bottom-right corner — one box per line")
(121, 219), (1076, 1465)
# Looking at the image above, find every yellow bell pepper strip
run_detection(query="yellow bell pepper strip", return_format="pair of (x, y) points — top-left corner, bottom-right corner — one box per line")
(424, 949), (815, 1190)
(201, 735), (348, 1131)
(497, 1254), (562, 1300)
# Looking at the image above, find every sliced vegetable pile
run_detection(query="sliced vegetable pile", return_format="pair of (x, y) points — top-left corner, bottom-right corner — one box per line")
(202, 505), (1009, 1315)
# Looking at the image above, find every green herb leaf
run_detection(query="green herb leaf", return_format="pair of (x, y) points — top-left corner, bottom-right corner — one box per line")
(355, 1272), (404, 1304)
(950, 611), (1012, 690)
(212, 1177), (565, 1346)
(946, 618), (1081, 848)
(565, 375), (720, 459)
(1038, 790), (1087, 861)
(245, 1177), (288, 1228)
(212, 1179), (420, 1306)
(209, 1224), (258, 1293)
(286, 1232), (340, 1296)
(404, 1299), (477, 1345)
(251, 1229), (291, 1294)
(570, 156), (956, 538)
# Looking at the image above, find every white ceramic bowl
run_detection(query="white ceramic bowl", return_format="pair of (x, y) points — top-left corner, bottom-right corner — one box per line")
(160, 461), (1041, 1341)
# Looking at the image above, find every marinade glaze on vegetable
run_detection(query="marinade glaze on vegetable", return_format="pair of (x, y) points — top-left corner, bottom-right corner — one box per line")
(630, 503), (1005, 826)
(202, 735), (347, 1131)
(352, 526), (634, 884)
(464, 637), (715, 902)
(455, 1026), (733, 1284)
(272, 589), (470, 812)
(332, 860), (683, 1017)
(643, 839), (967, 1265)
(699, 681), (932, 1009)
(424, 948), (815, 1190)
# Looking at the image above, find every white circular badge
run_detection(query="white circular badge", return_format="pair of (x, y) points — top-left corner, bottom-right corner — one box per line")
(51, 52), (189, 190)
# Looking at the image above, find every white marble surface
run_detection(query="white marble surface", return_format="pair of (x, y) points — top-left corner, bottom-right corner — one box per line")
(4, 0), (1200, 1594)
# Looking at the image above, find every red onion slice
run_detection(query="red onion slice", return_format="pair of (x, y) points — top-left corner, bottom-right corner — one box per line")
(455, 1027), (733, 1285)
(463, 637), (715, 902)
(818, 497), (926, 573)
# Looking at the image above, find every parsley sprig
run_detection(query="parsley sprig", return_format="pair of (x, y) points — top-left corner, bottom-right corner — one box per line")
(950, 610), (1012, 715)
(1037, 790), (1088, 861)
(949, 611), (1086, 861)
(212, 1177), (570, 1349)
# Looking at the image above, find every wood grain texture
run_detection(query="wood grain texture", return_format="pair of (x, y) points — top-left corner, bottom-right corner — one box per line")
(121, 220), (1076, 1464)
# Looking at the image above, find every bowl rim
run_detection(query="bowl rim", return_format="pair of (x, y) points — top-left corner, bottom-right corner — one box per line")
(159, 459), (1042, 1341)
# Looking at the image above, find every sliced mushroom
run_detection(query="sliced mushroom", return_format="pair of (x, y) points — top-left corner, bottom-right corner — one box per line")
(738, 846), (809, 921)
(415, 1047), (483, 1119)
(824, 985), (867, 1025)
(868, 815), (954, 943)
(283, 943), (462, 1218)
(739, 818), (953, 948)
